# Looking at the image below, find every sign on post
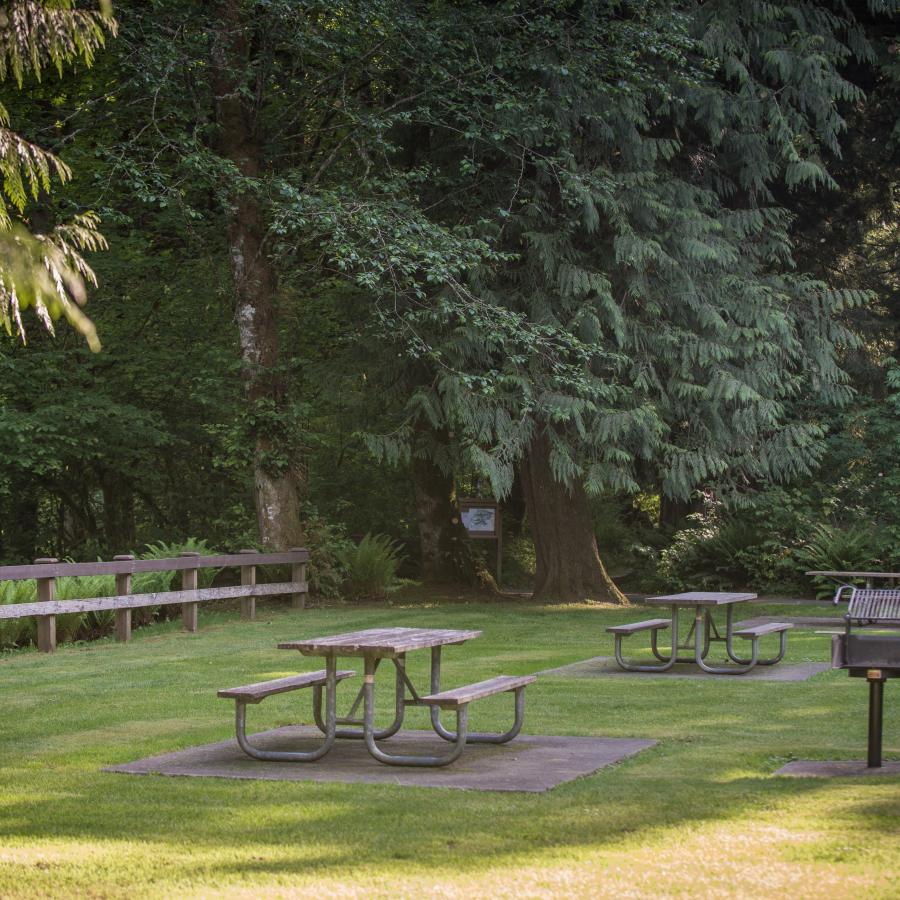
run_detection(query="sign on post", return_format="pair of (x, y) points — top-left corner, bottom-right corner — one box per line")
(458, 498), (502, 585)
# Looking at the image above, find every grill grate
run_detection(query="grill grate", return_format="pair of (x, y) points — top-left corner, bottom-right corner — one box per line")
(847, 588), (900, 625)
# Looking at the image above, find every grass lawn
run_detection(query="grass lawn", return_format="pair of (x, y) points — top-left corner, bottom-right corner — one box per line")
(1, 595), (898, 898)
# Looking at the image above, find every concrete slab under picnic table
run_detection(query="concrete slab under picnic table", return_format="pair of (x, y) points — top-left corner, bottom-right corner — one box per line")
(539, 655), (830, 681)
(775, 759), (900, 778)
(104, 727), (656, 792)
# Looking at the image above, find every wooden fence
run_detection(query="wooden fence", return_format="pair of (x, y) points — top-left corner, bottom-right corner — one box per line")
(0, 549), (309, 653)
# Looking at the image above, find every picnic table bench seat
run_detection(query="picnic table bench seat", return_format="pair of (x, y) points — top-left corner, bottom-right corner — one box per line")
(422, 673), (537, 747)
(218, 668), (356, 763)
(217, 669), (355, 704)
(605, 619), (670, 635)
(421, 674), (537, 709)
(732, 622), (793, 638)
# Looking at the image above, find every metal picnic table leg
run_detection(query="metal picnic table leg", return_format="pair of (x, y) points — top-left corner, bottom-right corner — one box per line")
(675, 609), (712, 662)
(362, 654), (468, 767)
(429, 646), (526, 744)
(694, 606), (759, 674)
(235, 655), (338, 761)
(312, 654), (407, 740)
(613, 605), (680, 672)
(724, 604), (789, 666)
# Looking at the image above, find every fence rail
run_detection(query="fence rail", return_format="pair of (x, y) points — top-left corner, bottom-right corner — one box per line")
(0, 549), (309, 653)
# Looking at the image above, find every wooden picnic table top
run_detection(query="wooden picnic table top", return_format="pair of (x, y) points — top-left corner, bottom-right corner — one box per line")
(278, 626), (482, 657)
(645, 591), (757, 607)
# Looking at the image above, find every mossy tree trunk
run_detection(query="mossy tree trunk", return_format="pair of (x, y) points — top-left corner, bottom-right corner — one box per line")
(211, 0), (304, 549)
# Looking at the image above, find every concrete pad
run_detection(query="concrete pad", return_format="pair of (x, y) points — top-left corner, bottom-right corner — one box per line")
(104, 727), (656, 793)
(776, 759), (900, 778)
(540, 655), (830, 681)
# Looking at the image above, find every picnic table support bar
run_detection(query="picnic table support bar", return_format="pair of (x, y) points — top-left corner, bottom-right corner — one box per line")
(361, 654), (468, 767)
(312, 656), (407, 740)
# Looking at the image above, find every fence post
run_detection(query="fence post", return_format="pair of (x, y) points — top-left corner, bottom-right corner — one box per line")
(291, 548), (307, 610)
(239, 549), (256, 620)
(114, 554), (134, 642)
(34, 557), (57, 653)
(180, 551), (200, 632)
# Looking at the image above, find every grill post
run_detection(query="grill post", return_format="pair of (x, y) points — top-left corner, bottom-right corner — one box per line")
(867, 669), (885, 768)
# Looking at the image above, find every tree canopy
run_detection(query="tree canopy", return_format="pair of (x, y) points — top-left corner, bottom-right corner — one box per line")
(0, 0), (897, 605)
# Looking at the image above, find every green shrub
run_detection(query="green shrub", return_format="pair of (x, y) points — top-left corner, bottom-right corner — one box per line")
(501, 534), (536, 589)
(56, 573), (117, 641)
(658, 517), (757, 590)
(337, 533), (405, 602)
(792, 523), (884, 599)
(300, 506), (353, 599)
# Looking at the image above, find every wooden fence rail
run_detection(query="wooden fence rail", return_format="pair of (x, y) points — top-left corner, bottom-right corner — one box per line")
(0, 548), (309, 653)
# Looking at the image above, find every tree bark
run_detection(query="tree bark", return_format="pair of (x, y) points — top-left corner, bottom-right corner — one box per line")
(101, 470), (136, 553)
(659, 494), (700, 531)
(410, 450), (471, 584)
(520, 430), (628, 604)
(5, 477), (40, 563)
(211, 0), (304, 549)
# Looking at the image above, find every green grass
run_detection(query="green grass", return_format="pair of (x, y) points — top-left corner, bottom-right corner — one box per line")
(0, 596), (898, 898)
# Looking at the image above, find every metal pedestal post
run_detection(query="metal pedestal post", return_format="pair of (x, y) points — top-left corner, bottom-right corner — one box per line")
(867, 671), (885, 769)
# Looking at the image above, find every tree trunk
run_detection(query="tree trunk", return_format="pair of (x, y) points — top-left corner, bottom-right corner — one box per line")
(101, 470), (136, 553)
(659, 494), (700, 531)
(520, 430), (628, 604)
(410, 450), (471, 584)
(211, 1), (304, 549)
(5, 477), (40, 563)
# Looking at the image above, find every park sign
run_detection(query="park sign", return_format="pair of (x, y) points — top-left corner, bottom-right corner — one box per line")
(459, 499), (499, 539)
(458, 498), (502, 585)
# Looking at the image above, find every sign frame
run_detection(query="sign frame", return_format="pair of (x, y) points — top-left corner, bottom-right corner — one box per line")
(457, 497), (502, 585)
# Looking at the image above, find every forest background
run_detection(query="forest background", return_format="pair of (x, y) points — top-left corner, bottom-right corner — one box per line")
(0, 0), (897, 624)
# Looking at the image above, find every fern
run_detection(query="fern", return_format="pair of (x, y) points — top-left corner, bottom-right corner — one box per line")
(337, 534), (405, 602)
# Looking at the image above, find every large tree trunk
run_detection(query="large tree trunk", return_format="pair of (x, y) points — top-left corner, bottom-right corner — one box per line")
(410, 450), (471, 584)
(520, 431), (628, 604)
(211, 1), (304, 549)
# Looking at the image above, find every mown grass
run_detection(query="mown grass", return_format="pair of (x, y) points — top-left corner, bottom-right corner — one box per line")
(0, 596), (897, 899)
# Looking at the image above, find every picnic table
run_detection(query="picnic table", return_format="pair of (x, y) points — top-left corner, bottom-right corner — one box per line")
(218, 627), (536, 767)
(806, 570), (900, 589)
(607, 591), (792, 675)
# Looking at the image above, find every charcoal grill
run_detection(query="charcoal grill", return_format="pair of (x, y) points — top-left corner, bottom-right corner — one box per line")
(831, 586), (900, 768)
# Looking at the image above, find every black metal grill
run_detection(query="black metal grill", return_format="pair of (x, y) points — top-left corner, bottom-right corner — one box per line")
(831, 586), (900, 768)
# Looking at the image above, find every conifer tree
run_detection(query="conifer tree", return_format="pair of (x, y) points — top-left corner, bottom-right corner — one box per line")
(365, 1), (895, 602)
(0, 0), (114, 349)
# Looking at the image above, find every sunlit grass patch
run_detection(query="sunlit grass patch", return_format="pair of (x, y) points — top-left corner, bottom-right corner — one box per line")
(0, 597), (897, 897)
